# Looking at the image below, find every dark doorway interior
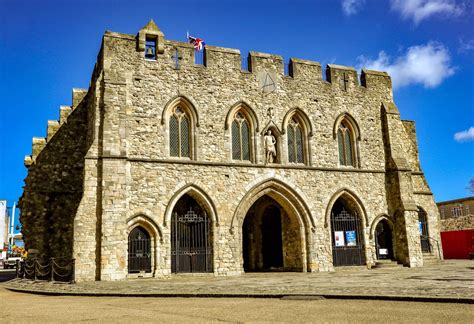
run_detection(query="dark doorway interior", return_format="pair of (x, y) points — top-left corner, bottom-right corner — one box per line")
(375, 219), (394, 260)
(243, 196), (289, 272)
(262, 205), (283, 269)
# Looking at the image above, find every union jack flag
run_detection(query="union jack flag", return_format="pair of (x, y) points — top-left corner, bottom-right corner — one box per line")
(187, 33), (205, 51)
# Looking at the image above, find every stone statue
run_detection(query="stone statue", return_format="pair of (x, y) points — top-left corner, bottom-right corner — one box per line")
(264, 130), (277, 164)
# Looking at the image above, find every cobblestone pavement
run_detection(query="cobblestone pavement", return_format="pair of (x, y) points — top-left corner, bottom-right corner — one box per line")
(3, 260), (473, 302)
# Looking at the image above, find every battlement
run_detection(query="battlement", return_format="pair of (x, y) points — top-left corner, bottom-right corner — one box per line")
(24, 89), (86, 167)
(100, 20), (394, 93)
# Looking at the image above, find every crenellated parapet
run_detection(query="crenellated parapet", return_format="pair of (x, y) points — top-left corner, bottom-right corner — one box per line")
(24, 88), (88, 167)
(127, 19), (393, 96)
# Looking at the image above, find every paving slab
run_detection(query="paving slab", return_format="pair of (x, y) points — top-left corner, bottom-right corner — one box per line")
(3, 260), (473, 303)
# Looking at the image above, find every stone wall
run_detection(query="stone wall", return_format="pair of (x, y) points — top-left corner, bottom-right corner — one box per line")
(19, 90), (90, 259)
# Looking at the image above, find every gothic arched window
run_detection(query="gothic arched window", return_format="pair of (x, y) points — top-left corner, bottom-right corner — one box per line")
(170, 106), (190, 158)
(337, 121), (355, 166)
(287, 117), (304, 163)
(231, 111), (250, 161)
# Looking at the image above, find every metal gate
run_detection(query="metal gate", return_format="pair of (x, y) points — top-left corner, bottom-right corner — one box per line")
(331, 208), (365, 266)
(171, 208), (212, 273)
(418, 208), (431, 253)
(128, 226), (152, 273)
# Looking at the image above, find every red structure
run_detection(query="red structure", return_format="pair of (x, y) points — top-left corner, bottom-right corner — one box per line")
(440, 230), (474, 259)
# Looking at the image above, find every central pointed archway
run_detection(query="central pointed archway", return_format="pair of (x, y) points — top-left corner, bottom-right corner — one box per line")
(232, 179), (314, 273)
(243, 196), (288, 271)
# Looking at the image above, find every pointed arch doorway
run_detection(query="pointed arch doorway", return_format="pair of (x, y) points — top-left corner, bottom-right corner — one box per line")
(330, 196), (366, 266)
(242, 195), (303, 272)
(171, 194), (213, 273)
(374, 219), (394, 260)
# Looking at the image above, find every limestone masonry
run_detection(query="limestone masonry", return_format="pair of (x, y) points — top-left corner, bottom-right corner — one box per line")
(19, 20), (442, 281)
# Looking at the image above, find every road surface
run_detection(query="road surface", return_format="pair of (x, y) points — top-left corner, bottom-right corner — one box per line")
(0, 287), (472, 323)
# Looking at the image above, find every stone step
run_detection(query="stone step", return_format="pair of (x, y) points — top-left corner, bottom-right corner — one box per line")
(423, 253), (443, 264)
(372, 260), (403, 269)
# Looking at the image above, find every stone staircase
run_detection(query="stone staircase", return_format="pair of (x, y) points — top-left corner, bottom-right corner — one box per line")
(423, 253), (442, 265)
(372, 259), (404, 269)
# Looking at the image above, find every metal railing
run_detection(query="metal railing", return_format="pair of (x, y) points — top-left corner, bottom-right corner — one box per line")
(420, 235), (442, 260)
(16, 258), (75, 283)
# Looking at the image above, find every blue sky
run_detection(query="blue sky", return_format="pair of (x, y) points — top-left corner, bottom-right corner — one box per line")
(1, 0), (473, 218)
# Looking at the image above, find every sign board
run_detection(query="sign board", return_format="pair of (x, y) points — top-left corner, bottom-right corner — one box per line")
(334, 231), (345, 247)
(345, 231), (357, 246)
(379, 248), (388, 255)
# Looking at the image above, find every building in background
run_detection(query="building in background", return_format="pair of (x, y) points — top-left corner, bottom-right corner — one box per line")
(437, 197), (474, 259)
(0, 200), (8, 263)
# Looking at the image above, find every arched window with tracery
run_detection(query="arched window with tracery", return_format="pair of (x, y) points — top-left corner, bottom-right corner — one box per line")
(287, 117), (304, 163)
(170, 106), (190, 158)
(231, 111), (250, 161)
(337, 121), (355, 166)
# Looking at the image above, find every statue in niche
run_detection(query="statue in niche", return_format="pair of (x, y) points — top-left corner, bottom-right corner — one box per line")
(264, 130), (277, 164)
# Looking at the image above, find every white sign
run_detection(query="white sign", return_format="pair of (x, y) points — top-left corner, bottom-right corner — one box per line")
(334, 231), (345, 247)
(379, 248), (388, 255)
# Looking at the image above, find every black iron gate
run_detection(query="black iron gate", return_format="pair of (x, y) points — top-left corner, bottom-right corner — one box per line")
(171, 208), (212, 273)
(331, 209), (365, 266)
(128, 226), (152, 273)
(418, 208), (431, 253)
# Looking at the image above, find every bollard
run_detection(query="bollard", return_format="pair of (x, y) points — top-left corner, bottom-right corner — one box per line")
(33, 258), (37, 281)
(50, 258), (55, 282)
(70, 259), (76, 283)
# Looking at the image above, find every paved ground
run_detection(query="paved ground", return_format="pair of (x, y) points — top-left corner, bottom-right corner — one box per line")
(0, 287), (472, 323)
(3, 260), (474, 303)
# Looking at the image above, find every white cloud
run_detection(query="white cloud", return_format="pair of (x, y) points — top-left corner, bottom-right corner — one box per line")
(454, 127), (474, 142)
(342, 0), (366, 15)
(391, 0), (463, 24)
(357, 42), (455, 89)
(458, 38), (474, 53)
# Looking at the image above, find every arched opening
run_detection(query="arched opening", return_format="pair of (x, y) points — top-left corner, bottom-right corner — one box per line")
(163, 96), (198, 160)
(333, 113), (360, 168)
(330, 197), (366, 266)
(128, 226), (152, 273)
(375, 219), (394, 260)
(171, 194), (213, 273)
(243, 195), (302, 272)
(282, 108), (312, 165)
(418, 207), (431, 253)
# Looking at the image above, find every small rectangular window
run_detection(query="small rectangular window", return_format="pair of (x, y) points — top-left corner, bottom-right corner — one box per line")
(451, 206), (463, 217)
(145, 37), (157, 60)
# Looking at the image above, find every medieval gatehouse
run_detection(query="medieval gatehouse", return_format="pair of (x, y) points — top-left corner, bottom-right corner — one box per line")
(19, 20), (442, 281)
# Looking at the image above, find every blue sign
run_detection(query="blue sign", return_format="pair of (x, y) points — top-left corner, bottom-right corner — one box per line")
(345, 231), (357, 246)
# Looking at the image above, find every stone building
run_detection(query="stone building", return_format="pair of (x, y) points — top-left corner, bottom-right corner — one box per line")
(19, 20), (442, 282)
(438, 197), (474, 232)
